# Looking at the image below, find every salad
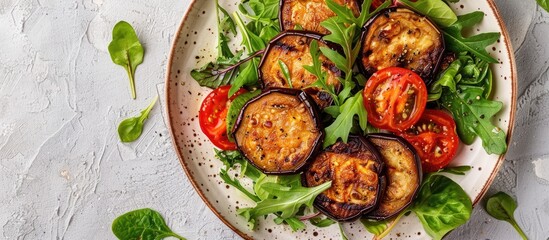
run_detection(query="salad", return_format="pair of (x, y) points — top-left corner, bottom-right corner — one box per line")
(189, 0), (507, 239)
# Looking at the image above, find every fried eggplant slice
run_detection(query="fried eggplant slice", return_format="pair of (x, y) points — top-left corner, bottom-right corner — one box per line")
(359, 8), (445, 81)
(259, 31), (342, 108)
(280, 0), (360, 34)
(303, 136), (385, 221)
(365, 133), (422, 220)
(233, 88), (323, 174)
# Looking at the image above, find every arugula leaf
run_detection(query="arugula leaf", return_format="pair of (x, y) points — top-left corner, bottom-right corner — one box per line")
(274, 216), (307, 231)
(399, 0), (458, 27)
(440, 86), (507, 154)
(215, 149), (263, 181)
(278, 60), (293, 88)
(226, 90), (261, 140)
(537, 0), (549, 13)
(216, 0), (236, 61)
(360, 218), (389, 236)
(338, 223), (349, 240)
(220, 168), (261, 202)
(303, 40), (338, 105)
(108, 21), (144, 99)
(118, 96), (158, 142)
(443, 12), (501, 63)
(323, 92), (367, 147)
(485, 192), (528, 240)
(238, 181), (332, 221)
(310, 217), (337, 228)
(325, 0), (390, 30)
(112, 208), (186, 240)
(412, 175), (472, 240)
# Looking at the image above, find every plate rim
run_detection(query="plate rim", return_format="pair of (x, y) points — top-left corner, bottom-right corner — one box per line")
(164, 0), (517, 239)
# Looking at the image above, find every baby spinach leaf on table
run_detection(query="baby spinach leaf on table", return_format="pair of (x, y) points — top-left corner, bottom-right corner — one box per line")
(226, 90), (261, 140)
(412, 175), (472, 240)
(440, 86), (507, 154)
(537, 0), (549, 13)
(323, 92), (368, 148)
(238, 181), (332, 222)
(398, 0), (458, 27)
(112, 208), (186, 240)
(118, 95), (158, 142)
(486, 192), (528, 240)
(442, 12), (501, 63)
(108, 21), (144, 99)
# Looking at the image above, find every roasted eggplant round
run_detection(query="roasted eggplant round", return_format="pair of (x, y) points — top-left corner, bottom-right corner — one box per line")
(258, 31), (342, 108)
(303, 136), (385, 221)
(359, 8), (445, 81)
(280, 0), (360, 34)
(365, 133), (422, 220)
(232, 88), (323, 174)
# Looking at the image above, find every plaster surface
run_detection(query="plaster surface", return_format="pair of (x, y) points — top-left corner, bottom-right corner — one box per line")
(0, 0), (547, 239)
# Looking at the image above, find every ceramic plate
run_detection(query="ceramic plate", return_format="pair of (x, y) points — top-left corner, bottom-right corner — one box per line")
(165, 1), (516, 239)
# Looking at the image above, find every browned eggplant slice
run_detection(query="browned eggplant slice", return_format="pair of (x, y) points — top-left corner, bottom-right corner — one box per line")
(259, 31), (342, 108)
(303, 136), (385, 221)
(365, 133), (422, 220)
(232, 88), (323, 174)
(359, 8), (445, 80)
(280, 0), (360, 34)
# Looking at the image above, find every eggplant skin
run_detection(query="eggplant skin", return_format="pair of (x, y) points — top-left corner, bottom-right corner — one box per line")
(359, 8), (445, 80)
(232, 88), (323, 174)
(280, 0), (360, 34)
(259, 31), (341, 108)
(303, 136), (385, 221)
(365, 133), (422, 220)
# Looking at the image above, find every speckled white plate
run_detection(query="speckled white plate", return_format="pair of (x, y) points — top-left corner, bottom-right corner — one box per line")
(165, 1), (517, 239)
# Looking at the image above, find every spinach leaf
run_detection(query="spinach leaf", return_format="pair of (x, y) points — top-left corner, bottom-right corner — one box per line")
(537, 0), (549, 13)
(412, 175), (472, 240)
(442, 12), (501, 63)
(238, 181), (332, 221)
(438, 165), (472, 175)
(398, 0), (458, 27)
(118, 96), (158, 142)
(111, 208), (186, 240)
(440, 86), (507, 154)
(323, 91), (368, 148)
(485, 192), (528, 240)
(108, 21), (144, 99)
(226, 90), (261, 140)
(310, 217), (337, 228)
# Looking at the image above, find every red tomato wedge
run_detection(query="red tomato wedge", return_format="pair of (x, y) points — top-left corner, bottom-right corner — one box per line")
(199, 86), (247, 150)
(399, 110), (460, 172)
(363, 67), (427, 132)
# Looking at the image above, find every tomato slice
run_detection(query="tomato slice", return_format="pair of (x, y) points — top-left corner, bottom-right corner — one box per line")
(363, 67), (427, 132)
(398, 110), (459, 172)
(199, 86), (247, 150)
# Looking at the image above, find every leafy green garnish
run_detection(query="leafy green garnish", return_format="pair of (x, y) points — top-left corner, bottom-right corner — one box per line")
(108, 21), (144, 99)
(537, 0), (549, 12)
(238, 181), (332, 222)
(412, 175), (472, 240)
(442, 12), (501, 63)
(226, 90), (261, 140)
(111, 208), (186, 240)
(278, 60), (293, 88)
(338, 223), (349, 240)
(360, 218), (389, 236)
(303, 40), (339, 104)
(399, 0), (458, 27)
(485, 192), (528, 240)
(323, 92), (368, 148)
(310, 217), (337, 228)
(117, 95), (158, 142)
(438, 165), (472, 175)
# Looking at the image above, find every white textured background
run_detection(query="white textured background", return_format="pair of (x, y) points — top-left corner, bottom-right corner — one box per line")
(0, 0), (547, 239)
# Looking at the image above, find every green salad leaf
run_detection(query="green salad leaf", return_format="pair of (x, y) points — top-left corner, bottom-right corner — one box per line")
(399, 0), (458, 27)
(360, 218), (389, 236)
(112, 208), (186, 240)
(412, 175), (472, 240)
(226, 90), (261, 140)
(485, 192), (528, 240)
(238, 181), (332, 222)
(323, 91), (367, 148)
(117, 96), (158, 142)
(108, 21), (144, 99)
(278, 60), (293, 88)
(310, 217), (337, 228)
(443, 12), (501, 63)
